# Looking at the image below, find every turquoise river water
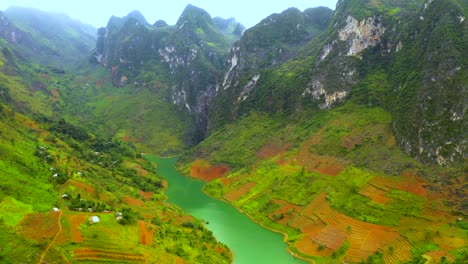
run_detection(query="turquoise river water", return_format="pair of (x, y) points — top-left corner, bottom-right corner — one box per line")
(147, 156), (307, 264)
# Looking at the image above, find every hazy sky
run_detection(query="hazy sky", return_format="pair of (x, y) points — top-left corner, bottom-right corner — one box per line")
(0, 0), (338, 29)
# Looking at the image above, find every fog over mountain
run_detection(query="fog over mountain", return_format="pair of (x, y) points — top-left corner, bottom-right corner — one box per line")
(0, 0), (337, 29)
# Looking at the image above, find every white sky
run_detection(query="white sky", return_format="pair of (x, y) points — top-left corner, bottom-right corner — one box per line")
(0, 0), (338, 29)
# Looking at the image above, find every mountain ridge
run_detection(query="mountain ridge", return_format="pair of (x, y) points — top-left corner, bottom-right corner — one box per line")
(0, 1), (466, 263)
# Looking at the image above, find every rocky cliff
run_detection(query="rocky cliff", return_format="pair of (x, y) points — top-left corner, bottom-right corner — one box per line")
(92, 5), (244, 142)
(210, 7), (334, 129)
(209, 0), (466, 165)
(92, 0), (466, 164)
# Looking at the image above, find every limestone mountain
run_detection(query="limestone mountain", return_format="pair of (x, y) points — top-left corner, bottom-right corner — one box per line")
(210, 6), (334, 130)
(0, 1), (467, 263)
(92, 4), (244, 142)
(177, 1), (467, 262)
(208, 0), (466, 165)
(0, 8), (231, 264)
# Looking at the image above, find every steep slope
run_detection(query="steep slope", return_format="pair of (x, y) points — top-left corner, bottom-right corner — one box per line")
(3, 6), (96, 67)
(92, 5), (244, 143)
(0, 15), (231, 264)
(387, 0), (467, 165)
(178, 0), (467, 262)
(208, 0), (466, 165)
(180, 102), (467, 263)
(210, 6), (334, 130)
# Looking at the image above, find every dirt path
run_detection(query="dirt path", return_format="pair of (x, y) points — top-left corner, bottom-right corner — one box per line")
(38, 210), (63, 264)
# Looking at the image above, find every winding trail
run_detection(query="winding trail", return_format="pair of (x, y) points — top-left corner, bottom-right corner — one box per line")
(38, 210), (63, 264)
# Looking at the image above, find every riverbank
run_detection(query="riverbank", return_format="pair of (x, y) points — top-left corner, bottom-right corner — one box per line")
(201, 186), (315, 264)
(148, 155), (307, 264)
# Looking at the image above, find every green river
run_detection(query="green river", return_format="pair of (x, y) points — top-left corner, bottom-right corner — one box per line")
(147, 156), (307, 264)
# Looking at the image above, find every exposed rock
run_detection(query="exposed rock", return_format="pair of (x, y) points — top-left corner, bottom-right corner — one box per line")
(338, 15), (385, 57)
(320, 41), (334, 61)
(395, 41), (403, 52)
(222, 46), (240, 88)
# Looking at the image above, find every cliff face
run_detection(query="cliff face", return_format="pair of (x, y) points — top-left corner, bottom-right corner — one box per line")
(91, 0), (466, 165)
(209, 7), (334, 129)
(208, 0), (466, 165)
(388, 0), (467, 165)
(92, 5), (244, 142)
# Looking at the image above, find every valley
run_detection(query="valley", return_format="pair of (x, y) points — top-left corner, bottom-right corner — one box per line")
(0, 0), (466, 263)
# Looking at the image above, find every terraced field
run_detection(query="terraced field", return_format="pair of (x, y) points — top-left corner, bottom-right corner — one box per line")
(224, 182), (256, 201)
(73, 248), (146, 263)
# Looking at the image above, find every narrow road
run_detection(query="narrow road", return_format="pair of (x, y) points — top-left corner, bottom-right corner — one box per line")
(38, 210), (63, 264)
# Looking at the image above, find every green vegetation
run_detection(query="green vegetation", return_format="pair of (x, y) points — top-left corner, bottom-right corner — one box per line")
(182, 102), (467, 262)
(3, 6), (96, 68)
(1, 0), (467, 263)
(0, 197), (33, 227)
(0, 43), (231, 263)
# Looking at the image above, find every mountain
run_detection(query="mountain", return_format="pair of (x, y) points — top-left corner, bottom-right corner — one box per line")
(176, 0), (467, 263)
(0, 1), (467, 263)
(207, 0), (466, 165)
(0, 9), (231, 264)
(210, 6), (334, 130)
(2, 6), (96, 67)
(92, 5), (245, 146)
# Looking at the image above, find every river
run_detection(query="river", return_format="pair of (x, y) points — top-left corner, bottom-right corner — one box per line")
(146, 156), (307, 264)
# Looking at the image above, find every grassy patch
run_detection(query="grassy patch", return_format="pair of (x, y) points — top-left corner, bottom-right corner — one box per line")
(0, 196), (33, 227)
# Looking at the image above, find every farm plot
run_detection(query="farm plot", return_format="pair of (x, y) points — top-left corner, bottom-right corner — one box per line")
(224, 182), (256, 201)
(20, 211), (60, 243)
(269, 199), (302, 225)
(73, 248), (146, 263)
(294, 192), (412, 262)
(358, 184), (390, 205)
(189, 160), (229, 181)
(138, 220), (154, 246)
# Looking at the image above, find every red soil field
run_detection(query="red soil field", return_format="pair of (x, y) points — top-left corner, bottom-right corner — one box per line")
(295, 236), (333, 257)
(18, 116), (42, 132)
(69, 179), (95, 195)
(139, 190), (154, 200)
(58, 214), (86, 244)
(190, 160), (229, 181)
(73, 248), (146, 262)
(361, 229), (400, 252)
(383, 237), (413, 264)
(138, 220), (154, 246)
(224, 182), (256, 201)
(175, 215), (194, 225)
(300, 221), (325, 235)
(290, 136), (348, 176)
(49, 89), (60, 102)
(426, 250), (454, 263)
(125, 196), (145, 207)
(133, 163), (149, 177)
(369, 175), (426, 197)
(20, 211), (60, 243)
(293, 192), (412, 262)
(175, 256), (186, 264)
(359, 184), (390, 205)
(288, 215), (315, 231)
(341, 128), (366, 151)
(311, 225), (347, 251)
(257, 139), (291, 158)
(269, 199), (302, 225)
(69, 214), (85, 243)
(220, 177), (231, 186)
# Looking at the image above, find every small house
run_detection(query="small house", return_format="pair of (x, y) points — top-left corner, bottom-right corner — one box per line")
(90, 216), (100, 223)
